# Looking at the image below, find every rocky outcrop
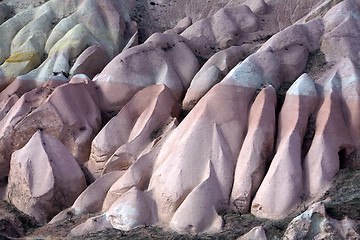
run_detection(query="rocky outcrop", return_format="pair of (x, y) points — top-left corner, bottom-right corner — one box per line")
(0, 0), (137, 94)
(0, 79), (101, 178)
(230, 85), (276, 214)
(182, 46), (246, 110)
(49, 171), (124, 224)
(87, 84), (179, 180)
(69, 45), (110, 80)
(283, 202), (359, 239)
(251, 74), (318, 219)
(93, 33), (199, 113)
(180, 5), (260, 58)
(6, 131), (86, 224)
(1, 0), (360, 238)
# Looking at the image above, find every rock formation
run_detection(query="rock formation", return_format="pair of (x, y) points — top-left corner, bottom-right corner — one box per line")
(0, 0), (359, 239)
(6, 131), (86, 224)
(283, 202), (360, 239)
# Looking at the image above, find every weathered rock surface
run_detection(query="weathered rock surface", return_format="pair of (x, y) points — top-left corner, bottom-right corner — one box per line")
(0, 80), (101, 179)
(0, 200), (38, 239)
(87, 84), (179, 180)
(69, 45), (110, 80)
(251, 74), (318, 219)
(0, 0), (137, 93)
(180, 5), (260, 58)
(93, 33), (199, 113)
(0, 0), (360, 238)
(182, 46), (246, 110)
(230, 85), (276, 214)
(6, 131), (86, 224)
(283, 202), (360, 239)
(49, 171), (124, 225)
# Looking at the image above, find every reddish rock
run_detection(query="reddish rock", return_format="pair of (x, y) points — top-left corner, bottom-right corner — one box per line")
(182, 46), (246, 110)
(145, 79), (260, 232)
(259, 19), (324, 81)
(93, 33), (199, 113)
(251, 74), (318, 219)
(0, 76), (66, 121)
(49, 171), (123, 224)
(69, 45), (110, 79)
(181, 5), (260, 57)
(230, 86), (276, 214)
(303, 74), (352, 198)
(87, 84), (179, 180)
(6, 131), (86, 224)
(0, 81), (101, 178)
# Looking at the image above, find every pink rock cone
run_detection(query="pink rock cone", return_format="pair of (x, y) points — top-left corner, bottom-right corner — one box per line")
(230, 85), (277, 214)
(0, 76), (66, 122)
(87, 84), (179, 180)
(337, 58), (360, 149)
(0, 82), (63, 177)
(0, 81), (101, 178)
(169, 161), (224, 234)
(6, 131), (86, 224)
(146, 76), (262, 231)
(99, 41), (310, 233)
(49, 170), (124, 224)
(303, 74), (352, 198)
(251, 73), (318, 219)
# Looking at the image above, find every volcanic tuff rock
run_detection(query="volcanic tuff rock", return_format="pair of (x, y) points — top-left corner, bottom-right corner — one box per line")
(6, 131), (86, 224)
(251, 73), (319, 219)
(283, 202), (360, 239)
(0, 0), (359, 239)
(87, 84), (179, 180)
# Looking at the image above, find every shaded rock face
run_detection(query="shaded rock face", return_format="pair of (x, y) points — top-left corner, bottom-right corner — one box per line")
(0, 0), (359, 238)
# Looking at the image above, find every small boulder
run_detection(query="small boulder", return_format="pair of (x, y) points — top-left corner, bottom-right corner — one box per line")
(283, 202), (359, 239)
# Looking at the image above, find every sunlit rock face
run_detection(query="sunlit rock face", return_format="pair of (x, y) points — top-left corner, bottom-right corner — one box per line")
(0, 0), (359, 237)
